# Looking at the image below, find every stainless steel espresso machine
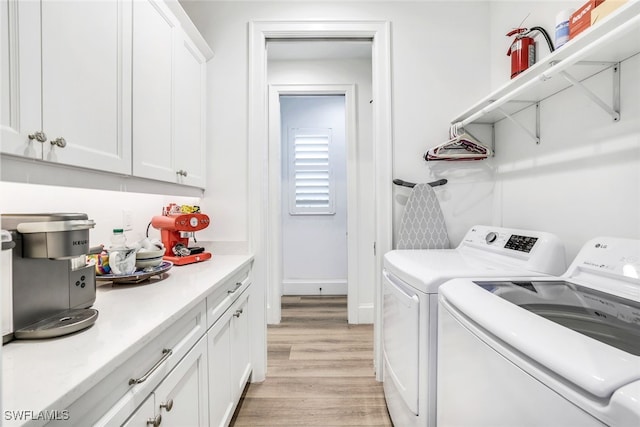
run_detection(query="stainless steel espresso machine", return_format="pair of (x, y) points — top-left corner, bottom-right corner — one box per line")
(1, 213), (99, 343)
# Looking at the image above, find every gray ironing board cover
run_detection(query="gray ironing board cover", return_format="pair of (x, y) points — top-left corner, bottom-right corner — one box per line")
(396, 183), (450, 249)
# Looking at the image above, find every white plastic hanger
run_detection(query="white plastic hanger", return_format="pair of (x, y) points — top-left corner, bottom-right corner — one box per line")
(424, 123), (492, 161)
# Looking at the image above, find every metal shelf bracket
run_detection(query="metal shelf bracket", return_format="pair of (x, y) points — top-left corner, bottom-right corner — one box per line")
(559, 62), (620, 122)
(496, 103), (540, 144)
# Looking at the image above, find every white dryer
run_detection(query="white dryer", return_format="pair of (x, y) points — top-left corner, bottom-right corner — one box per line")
(438, 237), (640, 427)
(382, 225), (566, 427)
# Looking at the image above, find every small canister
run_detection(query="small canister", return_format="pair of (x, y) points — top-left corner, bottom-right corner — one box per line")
(555, 8), (574, 48)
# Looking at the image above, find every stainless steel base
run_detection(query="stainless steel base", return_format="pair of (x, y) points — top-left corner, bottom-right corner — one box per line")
(14, 308), (99, 340)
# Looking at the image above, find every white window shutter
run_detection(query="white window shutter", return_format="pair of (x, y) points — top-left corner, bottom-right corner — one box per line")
(288, 128), (335, 215)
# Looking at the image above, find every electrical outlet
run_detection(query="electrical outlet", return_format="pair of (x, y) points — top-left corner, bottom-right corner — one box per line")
(122, 209), (133, 231)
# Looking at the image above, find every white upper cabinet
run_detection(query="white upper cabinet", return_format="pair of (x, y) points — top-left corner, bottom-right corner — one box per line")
(1, 0), (132, 174)
(174, 33), (207, 188)
(40, 0), (132, 173)
(2, 0), (211, 189)
(132, 0), (178, 182)
(1, 0), (44, 159)
(133, 0), (209, 188)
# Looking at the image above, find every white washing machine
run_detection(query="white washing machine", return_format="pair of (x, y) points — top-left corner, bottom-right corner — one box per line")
(438, 236), (640, 427)
(382, 225), (567, 427)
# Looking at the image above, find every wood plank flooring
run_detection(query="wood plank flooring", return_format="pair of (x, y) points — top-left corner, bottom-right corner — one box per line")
(231, 296), (392, 426)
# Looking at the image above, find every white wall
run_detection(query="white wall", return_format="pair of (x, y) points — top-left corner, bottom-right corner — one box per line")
(488, 1), (640, 261)
(0, 182), (200, 248)
(180, 0), (493, 248)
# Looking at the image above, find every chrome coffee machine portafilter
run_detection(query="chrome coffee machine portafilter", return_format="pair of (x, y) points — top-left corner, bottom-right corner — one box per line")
(1, 213), (99, 343)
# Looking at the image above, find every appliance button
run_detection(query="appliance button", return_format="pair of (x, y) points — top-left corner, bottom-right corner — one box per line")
(75, 281), (80, 287)
(81, 283), (85, 288)
(485, 232), (498, 244)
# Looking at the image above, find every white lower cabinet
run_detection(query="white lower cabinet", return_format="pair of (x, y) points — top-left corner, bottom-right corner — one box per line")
(58, 265), (254, 427)
(122, 395), (157, 427)
(208, 289), (252, 427)
(208, 306), (234, 427)
(123, 336), (209, 427)
(205, 264), (253, 427)
(230, 295), (252, 400)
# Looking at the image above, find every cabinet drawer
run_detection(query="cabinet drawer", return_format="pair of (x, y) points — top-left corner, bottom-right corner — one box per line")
(206, 265), (251, 329)
(59, 301), (207, 426)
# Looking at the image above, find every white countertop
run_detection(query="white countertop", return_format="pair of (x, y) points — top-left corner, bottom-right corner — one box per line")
(2, 251), (253, 426)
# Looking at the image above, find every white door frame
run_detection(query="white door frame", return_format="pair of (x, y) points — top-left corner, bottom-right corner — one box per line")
(269, 85), (357, 321)
(248, 21), (392, 381)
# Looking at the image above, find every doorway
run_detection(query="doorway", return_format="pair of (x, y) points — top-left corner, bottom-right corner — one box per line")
(268, 84), (359, 323)
(280, 95), (348, 296)
(248, 21), (393, 382)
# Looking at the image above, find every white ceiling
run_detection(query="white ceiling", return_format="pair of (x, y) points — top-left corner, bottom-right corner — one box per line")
(267, 40), (372, 61)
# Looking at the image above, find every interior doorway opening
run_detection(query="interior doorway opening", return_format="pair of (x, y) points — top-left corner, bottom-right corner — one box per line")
(268, 83), (362, 324)
(249, 21), (393, 381)
(266, 38), (374, 325)
(279, 94), (348, 297)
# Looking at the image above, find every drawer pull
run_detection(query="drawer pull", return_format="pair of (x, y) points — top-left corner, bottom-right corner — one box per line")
(227, 282), (243, 294)
(129, 349), (173, 386)
(160, 399), (174, 412)
(233, 308), (243, 318)
(147, 414), (162, 426)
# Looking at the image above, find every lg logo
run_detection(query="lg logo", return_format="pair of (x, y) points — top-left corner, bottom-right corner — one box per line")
(595, 243), (608, 249)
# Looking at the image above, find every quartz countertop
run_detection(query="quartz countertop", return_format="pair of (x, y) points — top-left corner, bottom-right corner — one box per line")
(2, 251), (253, 426)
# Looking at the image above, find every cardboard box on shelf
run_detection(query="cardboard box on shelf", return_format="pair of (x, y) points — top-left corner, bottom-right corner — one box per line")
(591, 0), (628, 25)
(569, 0), (605, 39)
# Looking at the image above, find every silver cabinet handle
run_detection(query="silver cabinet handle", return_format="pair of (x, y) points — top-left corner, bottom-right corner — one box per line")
(147, 414), (162, 427)
(233, 308), (243, 318)
(227, 282), (243, 294)
(176, 170), (188, 177)
(160, 399), (174, 412)
(129, 349), (172, 386)
(28, 131), (47, 143)
(50, 137), (66, 148)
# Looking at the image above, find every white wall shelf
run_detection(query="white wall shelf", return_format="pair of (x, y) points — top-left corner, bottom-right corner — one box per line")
(451, 1), (640, 128)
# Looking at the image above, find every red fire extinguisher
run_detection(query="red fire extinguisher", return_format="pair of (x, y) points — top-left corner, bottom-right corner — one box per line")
(506, 27), (555, 79)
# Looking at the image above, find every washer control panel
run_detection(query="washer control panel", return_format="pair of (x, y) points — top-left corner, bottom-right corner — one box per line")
(460, 225), (566, 275)
(504, 235), (538, 253)
(465, 226), (541, 252)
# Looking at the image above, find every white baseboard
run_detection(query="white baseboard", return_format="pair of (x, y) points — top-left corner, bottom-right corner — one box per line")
(358, 303), (374, 324)
(283, 279), (347, 295)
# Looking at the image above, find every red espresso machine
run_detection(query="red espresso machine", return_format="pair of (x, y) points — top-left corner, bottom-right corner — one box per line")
(151, 205), (212, 266)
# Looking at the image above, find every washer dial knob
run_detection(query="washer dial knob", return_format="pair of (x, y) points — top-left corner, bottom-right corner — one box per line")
(485, 232), (498, 244)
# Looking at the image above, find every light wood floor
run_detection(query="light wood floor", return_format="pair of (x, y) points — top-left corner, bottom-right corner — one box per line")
(231, 295), (392, 426)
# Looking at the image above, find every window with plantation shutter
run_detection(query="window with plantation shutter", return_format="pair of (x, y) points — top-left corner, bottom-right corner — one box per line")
(288, 128), (335, 215)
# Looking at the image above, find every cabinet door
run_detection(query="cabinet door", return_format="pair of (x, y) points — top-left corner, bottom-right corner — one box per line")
(122, 394), (157, 427)
(154, 336), (209, 426)
(230, 293), (252, 400)
(132, 0), (178, 182)
(40, 0), (132, 173)
(174, 31), (207, 188)
(1, 0), (42, 158)
(208, 313), (234, 427)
